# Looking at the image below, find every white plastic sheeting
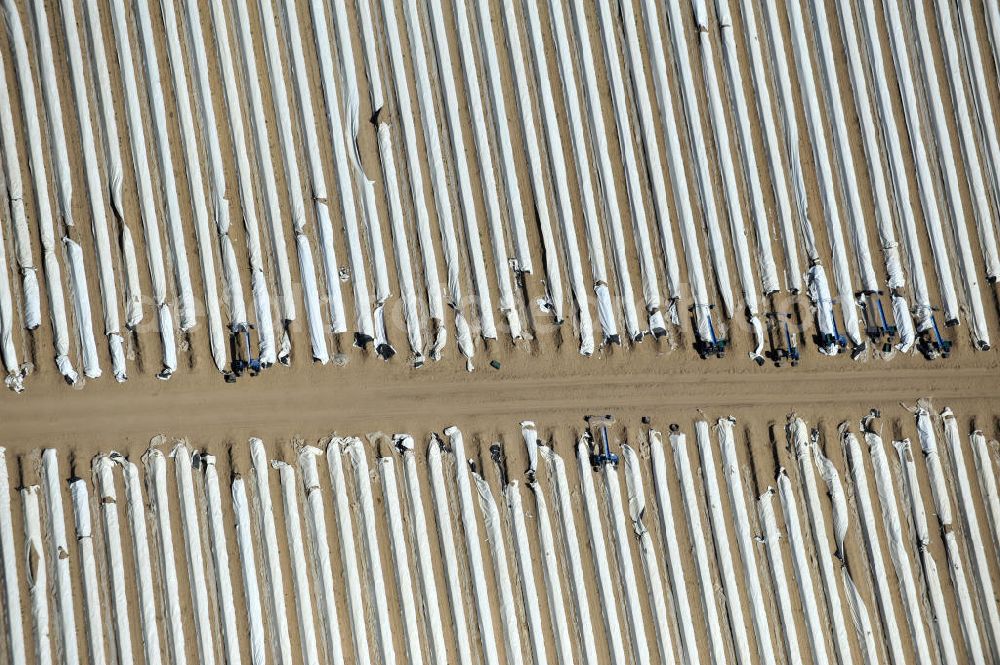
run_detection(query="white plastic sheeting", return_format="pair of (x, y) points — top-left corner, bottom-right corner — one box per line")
(202, 456), (243, 665)
(757, 488), (801, 665)
(274, 462), (321, 665)
(249, 440), (294, 665)
(379, 457), (423, 665)
(0, 449), (26, 664)
(69, 479), (105, 665)
(807, 265), (839, 355)
(648, 430), (700, 664)
(298, 448), (346, 665)
(232, 476), (267, 665)
(172, 444), (215, 665)
(427, 436), (474, 664)
(447, 0), (522, 340)
(0, 76), (25, 391)
(716, 419), (775, 663)
(894, 439), (961, 665)
(575, 439), (627, 664)
(941, 409), (1000, 657)
(971, 432), (1000, 564)
(842, 429), (907, 665)
(622, 445), (676, 664)
(65, 240), (101, 379)
(395, 436), (448, 665)
(529, 483), (575, 665)
(326, 438), (372, 665)
(504, 481), (548, 665)
(93, 456), (132, 665)
(2, 0), (77, 383)
(144, 449), (187, 665)
(671, 430), (728, 665)
(693, 421), (750, 664)
(206, 0), (280, 364)
(544, 0), (619, 344)
(39, 450), (80, 665)
(538, 444), (598, 663)
(22, 485), (52, 665)
(473, 473), (524, 665)
(424, 2), (499, 341)
(445, 427), (501, 665)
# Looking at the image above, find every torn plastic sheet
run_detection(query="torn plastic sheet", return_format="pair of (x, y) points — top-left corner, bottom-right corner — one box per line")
(202, 456), (243, 665)
(345, 439), (396, 664)
(274, 462), (321, 665)
(842, 429), (907, 665)
(326, 438), (372, 664)
(232, 476), (267, 665)
(622, 445), (675, 664)
(297, 448), (346, 665)
(575, 439), (627, 663)
(474, 473), (524, 665)
(93, 456), (132, 665)
(694, 421), (750, 664)
(648, 431), (700, 664)
(892, 295), (916, 352)
(0, 449), (26, 664)
(873, 0), (959, 324)
(789, 420), (852, 663)
(941, 409), (1000, 657)
(117, 455), (163, 665)
(22, 486), (52, 665)
(666, 1), (735, 319)
(249, 439), (294, 665)
(545, 0), (618, 344)
(445, 427), (501, 665)
(144, 448), (187, 665)
(786, 0), (863, 347)
(379, 457), (423, 665)
(671, 430), (728, 665)
(69, 479), (106, 665)
(716, 418), (776, 663)
(758, 488), (801, 664)
(526, 480), (574, 665)
(172, 444), (215, 665)
(504, 482), (548, 665)
(539, 444), (600, 662)
(448, 1), (522, 340)
(894, 439), (962, 665)
(207, 0), (280, 362)
(39, 450), (80, 665)
(590, 0), (659, 340)
(394, 445), (446, 665)
(60, 0), (128, 378)
(3, 1), (76, 383)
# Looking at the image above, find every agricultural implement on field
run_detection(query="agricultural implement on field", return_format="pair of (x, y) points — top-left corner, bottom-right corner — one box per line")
(229, 324), (262, 380)
(586, 415), (619, 469)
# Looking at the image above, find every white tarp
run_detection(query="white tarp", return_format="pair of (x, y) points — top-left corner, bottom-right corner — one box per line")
(171, 444), (215, 665)
(3, 0), (77, 383)
(526, 479), (574, 665)
(971, 432), (1000, 563)
(757, 488), (801, 665)
(202, 456), (243, 665)
(297, 447), (346, 665)
(326, 438), (372, 664)
(22, 486), (52, 665)
(39, 450), (80, 665)
(474, 473), (524, 665)
(274, 462), (321, 665)
(249, 439), (293, 665)
(648, 430), (700, 664)
(622, 445), (676, 664)
(143, 448), (187, 665)
(0, 123), (23, 383)
(231, 476), (267, 665)
(206, 0), (280, 364)
(395, 437), (447, 665)
(379, 457), (423, 665)
(69, 479), (106, 665)
(504, 482), (548, 665)
(93, 456), (133, 665)
(539, 444), (599, 663)
(0, 448), (26, 664)
(671, 430), (728, 665)
(693, 421), (750, 664)
(65, 239), (101, 378)
(545, 0), (619, 344)
(445, 427), (501, 665)
(716, 419), (776, 663)
(807, 265), (839, 355)
(354, 0), (383, 114)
